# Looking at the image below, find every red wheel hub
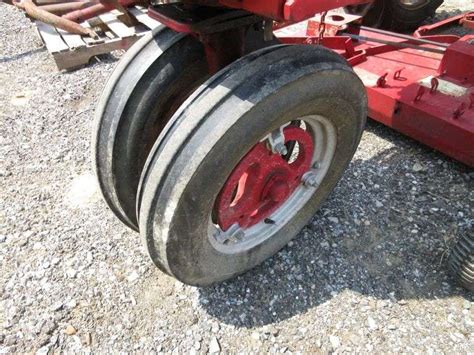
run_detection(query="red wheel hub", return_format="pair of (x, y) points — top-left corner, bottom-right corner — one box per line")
(215, 126), (314, 231)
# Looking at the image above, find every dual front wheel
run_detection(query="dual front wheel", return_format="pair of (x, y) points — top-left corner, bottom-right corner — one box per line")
(93, 27), (367, 285)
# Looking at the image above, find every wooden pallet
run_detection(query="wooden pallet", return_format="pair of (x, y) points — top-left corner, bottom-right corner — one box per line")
(35, 6), (161, 70)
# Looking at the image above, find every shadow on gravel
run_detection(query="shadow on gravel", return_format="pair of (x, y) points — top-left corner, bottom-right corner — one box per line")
(198, 120), (473, 328)
(0, 47), (46, 64)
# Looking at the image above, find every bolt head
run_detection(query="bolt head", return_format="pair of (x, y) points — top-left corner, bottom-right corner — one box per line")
(276, 143), (288, 156)
(302, 171), (319, 188)
(214, 223), (245, 244)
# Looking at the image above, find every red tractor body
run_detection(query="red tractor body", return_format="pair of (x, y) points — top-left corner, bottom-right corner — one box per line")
(216, 0), (372, 22)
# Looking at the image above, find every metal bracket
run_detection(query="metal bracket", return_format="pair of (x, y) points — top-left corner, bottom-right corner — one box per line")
(266, 128), (288, 155)
(214, 223), (245, 244)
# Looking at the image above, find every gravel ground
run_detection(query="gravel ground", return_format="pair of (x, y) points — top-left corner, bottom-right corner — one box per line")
(1, 1), (473, 353)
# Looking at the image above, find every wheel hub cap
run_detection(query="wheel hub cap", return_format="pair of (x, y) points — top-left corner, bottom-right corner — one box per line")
(215, 126), (314, 231)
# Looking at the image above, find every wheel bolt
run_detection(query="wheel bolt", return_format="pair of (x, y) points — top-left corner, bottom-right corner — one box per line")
(266, 129), (287, 155)
(275, 143), (288, 156)
(302, 171), (318, 188)
(215, 223), (245, 244)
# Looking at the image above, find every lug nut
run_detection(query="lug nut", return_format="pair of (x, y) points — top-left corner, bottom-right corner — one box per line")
(215, 223), (245, 244)
(302, 171), (319, 188)
(266, 128), (287, 155)
(275, 143), (288, 156)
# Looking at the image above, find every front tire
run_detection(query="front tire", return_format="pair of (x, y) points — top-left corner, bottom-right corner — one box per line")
(138, 45), (367, 285)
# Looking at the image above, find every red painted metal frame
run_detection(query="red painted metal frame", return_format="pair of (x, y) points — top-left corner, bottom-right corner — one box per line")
(149, 0), (372, 26)
(218, 0), (371, 22)
(461, 13), (474, 30)
(276, 13), (474, 166)
(147, 1), (370, 74)
(148, 2), (473, 166)
(415, 12), (474, 37)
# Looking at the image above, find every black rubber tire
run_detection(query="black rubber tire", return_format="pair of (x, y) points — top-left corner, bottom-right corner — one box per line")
(347, 0), (443, 31)
(346, 0), (387, 29)
(93, 25), (208, 231)
(448, 234), (473, 291)
(383, 0), (443, 31)
(138, 45), (367, 286)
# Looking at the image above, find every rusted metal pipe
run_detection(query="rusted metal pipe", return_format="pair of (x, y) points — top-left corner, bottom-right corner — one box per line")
(13, 0), (96, 37)
(39, 1), (96, 15)
(35, 0), (86, 4)
(62, 0), (140, 22)
(62, 2), (111, 22)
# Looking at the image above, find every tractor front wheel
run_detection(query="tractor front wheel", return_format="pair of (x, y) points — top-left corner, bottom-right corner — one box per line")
(138, 45), (367, 285)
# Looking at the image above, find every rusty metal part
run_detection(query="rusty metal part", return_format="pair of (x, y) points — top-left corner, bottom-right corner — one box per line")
(62, 2), (108, 21)
(148, 5), (261, 34)
(62, 0), (141, 23)
(39, 1), (95, 15)
(13, 0), (96, 37)
(147, 5), (259, 73)
(200, 28), (245, 74)
(35, 0), (85, 4)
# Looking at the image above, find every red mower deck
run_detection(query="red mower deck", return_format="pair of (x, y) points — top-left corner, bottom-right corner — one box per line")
(275, 12), (474, 166)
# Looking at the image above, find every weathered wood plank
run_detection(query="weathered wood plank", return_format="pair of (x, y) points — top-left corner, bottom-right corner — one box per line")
(99, 13), (135, 38)
(52, 34), (144, 70)
(57, 29), (86, 49)
(129, 7), (161, 29)
(36, 21), (69, 53)
(32, 7), (153, 71)
(104, 31), (117, 40)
